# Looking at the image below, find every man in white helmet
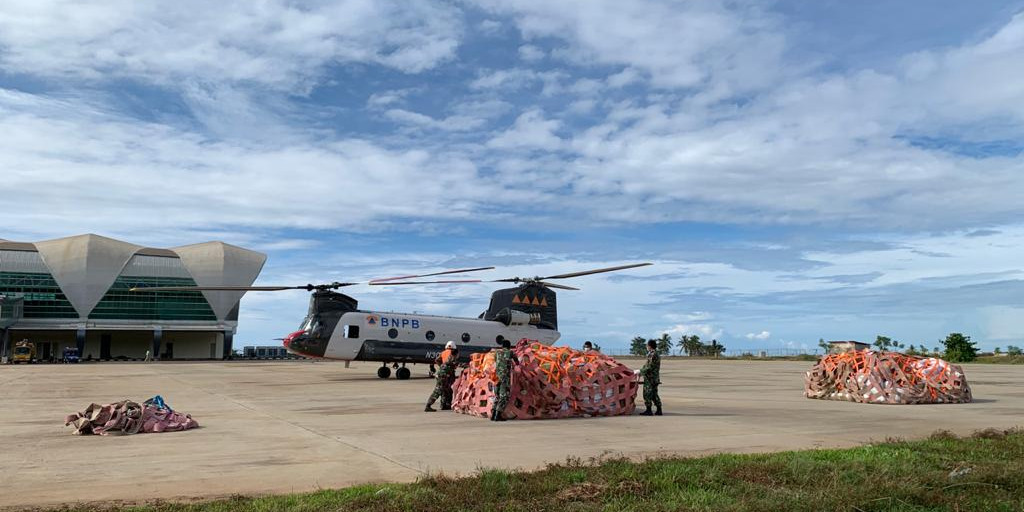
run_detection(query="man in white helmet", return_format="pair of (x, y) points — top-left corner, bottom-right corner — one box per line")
(425, 341), (460, 412)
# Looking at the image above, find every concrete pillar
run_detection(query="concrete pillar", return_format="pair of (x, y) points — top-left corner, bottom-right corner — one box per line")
(152, 327), (162, 361)
(222, 330), (233, 360)
(1, 328), (8, 362)
(76, 328), (86, 359)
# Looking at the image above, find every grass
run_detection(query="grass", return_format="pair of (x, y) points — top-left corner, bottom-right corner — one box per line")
(975, 355), (1024, 364)
(45, 429), (1024, 512)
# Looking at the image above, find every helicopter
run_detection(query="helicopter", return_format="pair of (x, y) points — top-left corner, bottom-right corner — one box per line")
(132, 263), (651, 379)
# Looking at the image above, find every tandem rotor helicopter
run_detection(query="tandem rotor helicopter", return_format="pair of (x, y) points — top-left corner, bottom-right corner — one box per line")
(133, 263), (651, 379)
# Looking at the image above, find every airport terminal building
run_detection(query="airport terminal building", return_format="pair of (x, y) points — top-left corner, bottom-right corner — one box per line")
(0, 234), (266, 361)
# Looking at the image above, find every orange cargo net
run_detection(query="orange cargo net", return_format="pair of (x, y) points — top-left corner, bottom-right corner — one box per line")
(452, 339), (639, 420)
(804, 350), (972, 404)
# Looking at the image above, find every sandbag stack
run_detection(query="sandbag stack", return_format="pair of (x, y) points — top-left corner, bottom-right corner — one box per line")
(452, 339), (638, 419)
(804, 350), (972, 404)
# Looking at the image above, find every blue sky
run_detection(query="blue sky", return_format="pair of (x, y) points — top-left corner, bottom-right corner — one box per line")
(2, 1), (1024, 353)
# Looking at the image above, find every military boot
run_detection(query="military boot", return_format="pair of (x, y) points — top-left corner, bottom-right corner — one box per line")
(441, 404), (452, 411)
(640, 406), (653, 416)
(424, 404), (437, 412)
(655, 407), (663, 416)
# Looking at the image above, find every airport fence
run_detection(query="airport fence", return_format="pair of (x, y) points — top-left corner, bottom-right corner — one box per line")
(600, 347), (824, 358)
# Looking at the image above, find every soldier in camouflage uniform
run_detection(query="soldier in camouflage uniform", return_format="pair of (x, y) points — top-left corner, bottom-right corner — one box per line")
(638, 338), (662, 416)
(491, 337), (519, 421)
(425, 341), (459, 412)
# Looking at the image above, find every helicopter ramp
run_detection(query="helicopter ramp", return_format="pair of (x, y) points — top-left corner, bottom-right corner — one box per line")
(0, 359), (1022, 509)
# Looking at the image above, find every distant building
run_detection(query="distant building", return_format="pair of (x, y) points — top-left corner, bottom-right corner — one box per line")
(0, 234), (265, 361)
(828, 340), (870, 354)
(243, 345), (301, 359)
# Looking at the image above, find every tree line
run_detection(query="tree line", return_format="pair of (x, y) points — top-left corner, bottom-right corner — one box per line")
(623, 331), (1012, 363)
(629, 333), (725, 357)
(816, 332), (1003, 363)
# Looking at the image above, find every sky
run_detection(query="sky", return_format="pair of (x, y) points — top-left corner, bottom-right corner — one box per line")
(2, 0), (1024, 354)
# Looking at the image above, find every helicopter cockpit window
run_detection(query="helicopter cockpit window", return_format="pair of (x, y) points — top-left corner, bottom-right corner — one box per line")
(299, 316), (314, 332)
(344, 325), (360, 339)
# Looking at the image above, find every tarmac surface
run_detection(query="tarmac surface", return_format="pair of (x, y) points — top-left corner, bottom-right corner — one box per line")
(1, 359), (1022, 509)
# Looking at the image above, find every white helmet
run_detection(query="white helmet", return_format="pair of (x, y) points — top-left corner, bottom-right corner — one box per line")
(445, 341), (456, 349)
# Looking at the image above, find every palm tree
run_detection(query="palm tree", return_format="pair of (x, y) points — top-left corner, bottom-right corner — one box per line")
(680, 334), (703, 356)
(656, 333), (673, 355)
(707, 339), (725, 357)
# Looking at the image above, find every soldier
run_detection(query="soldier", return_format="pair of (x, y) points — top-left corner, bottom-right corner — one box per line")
(637, 338), (662, 416)
(425, 341), (459, 412)
(491, 337), (519, 421)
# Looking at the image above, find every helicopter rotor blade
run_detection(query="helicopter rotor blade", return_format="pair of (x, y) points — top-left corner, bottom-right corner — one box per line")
(129, 282), (360, 292)
(369, 279), (483, 286)
(540, 262), (652, 280)
(488, 263), (652, 286)
(130, 285), (299, 292)
(538, 282), (580, 291)
(369, 266), (495, 283)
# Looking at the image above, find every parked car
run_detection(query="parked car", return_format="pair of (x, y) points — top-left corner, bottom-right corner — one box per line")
(62, 347), (80, 364)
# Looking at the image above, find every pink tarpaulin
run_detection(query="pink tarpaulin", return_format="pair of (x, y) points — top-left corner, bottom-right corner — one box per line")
(65, 400), (199, 435)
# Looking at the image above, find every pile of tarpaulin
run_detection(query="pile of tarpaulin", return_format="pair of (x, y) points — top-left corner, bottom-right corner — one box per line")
(805, 350), (972, 404)
(64, 395), (199, 435)
(452, 339), (638, 420)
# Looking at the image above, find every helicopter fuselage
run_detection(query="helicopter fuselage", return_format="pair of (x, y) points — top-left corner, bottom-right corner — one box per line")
(284, 309), (560, 365)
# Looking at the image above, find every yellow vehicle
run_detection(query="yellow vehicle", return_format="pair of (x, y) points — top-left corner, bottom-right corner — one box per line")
(12, 340), (35, 364)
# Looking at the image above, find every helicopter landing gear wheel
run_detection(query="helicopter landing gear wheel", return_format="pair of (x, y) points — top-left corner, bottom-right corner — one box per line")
(396, 367), (411, 380)
(377, 366), (391, 379)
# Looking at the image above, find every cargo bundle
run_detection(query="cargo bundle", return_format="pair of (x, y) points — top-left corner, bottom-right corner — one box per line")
(805, 350), (972, 404)
(452, 340), (638, 420)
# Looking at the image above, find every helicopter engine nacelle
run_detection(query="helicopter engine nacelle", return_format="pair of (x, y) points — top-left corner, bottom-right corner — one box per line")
(491, 308), (539, 326)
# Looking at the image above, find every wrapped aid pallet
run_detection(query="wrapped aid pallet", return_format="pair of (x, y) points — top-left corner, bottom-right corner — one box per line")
(452, 339), (639, 419)
(805, 350), (972, 404)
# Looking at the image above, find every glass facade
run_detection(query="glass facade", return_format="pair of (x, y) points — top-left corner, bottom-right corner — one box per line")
(0, 272), (217, 322)
(90, 276), (217, 321)
(0, 294), (24, 327)
(0, 243), (252, 326)
(0, 272), (78, 318)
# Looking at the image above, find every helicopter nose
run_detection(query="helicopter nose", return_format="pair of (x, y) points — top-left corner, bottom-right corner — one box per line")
(282, 330), (304, 348)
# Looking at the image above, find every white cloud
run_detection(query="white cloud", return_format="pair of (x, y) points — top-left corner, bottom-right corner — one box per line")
(551, 24), (1024, 228)
(745, 331), (771, 340)
(470, 68), (538, 90)
(663, 323), (723, 340)
(0, 0), (463, 91)
(367, 89), (416, 108)
(899, 12), (1024, 124)
(0, 89), (497, 239)
(607, 67), (642, 88)
(487, 109), (564, 150)
(478, 19), (503, 34)
(467, 0), (784, 90)
(518, 44), (545, 62)
(384, 108), (488, 131)
(451, 6), (1024, 231)
(469, 68), (568, 95)
(663, 312), (713, 322)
